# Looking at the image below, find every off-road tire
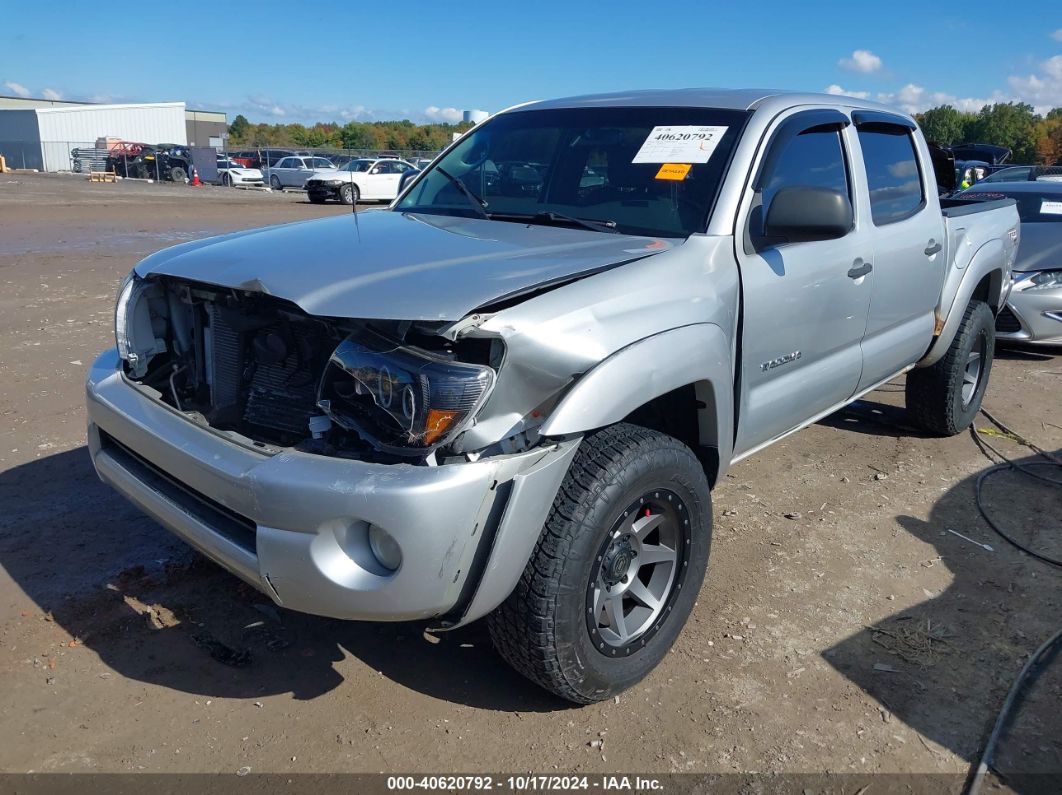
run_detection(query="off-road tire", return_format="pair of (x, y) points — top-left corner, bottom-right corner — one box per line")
(339, 183), (358, 205)
(906, 299), (994, 436)
(488, 423), (712, 704)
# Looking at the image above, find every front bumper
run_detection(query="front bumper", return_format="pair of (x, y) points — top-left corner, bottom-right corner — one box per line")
(86, 349), (578, 623)
(996, 283), (1062, 345)
(306, 182), (342, 199)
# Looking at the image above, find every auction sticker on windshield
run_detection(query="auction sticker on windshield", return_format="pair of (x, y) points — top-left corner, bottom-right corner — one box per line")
(633, 126), (728, 164)
(655, 163), (692, 180)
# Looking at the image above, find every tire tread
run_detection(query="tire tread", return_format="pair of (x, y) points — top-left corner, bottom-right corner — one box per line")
(488, 423), (704, 703)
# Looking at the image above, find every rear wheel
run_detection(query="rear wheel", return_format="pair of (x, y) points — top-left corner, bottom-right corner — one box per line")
(169, 166), (186, 182)
(488, 423), (712, 703)
(906, 299), (994, 435)
(339, 183), (358, 205)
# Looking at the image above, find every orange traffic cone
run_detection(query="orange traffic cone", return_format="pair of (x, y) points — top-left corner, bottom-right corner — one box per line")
(190, 166), (201, 187)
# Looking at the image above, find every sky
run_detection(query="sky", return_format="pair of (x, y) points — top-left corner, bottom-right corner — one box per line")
(2, 1), (1061, 124)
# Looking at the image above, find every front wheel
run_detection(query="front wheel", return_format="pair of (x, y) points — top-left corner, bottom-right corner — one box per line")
(488, 423), (712, 703)
(270, 175), (282, 191)
(339, 183), (358, 205)
(906, 299), (995, 436)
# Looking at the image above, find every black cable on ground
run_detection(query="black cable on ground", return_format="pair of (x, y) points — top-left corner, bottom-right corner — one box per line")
(963, 407), (1062, 795)
(966, 627), (1062, 795)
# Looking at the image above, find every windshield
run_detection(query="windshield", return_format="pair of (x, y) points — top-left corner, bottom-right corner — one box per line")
(341, 160), (373, 172)
(963, 189), (1062, 222)
(395, 106), (748, 237)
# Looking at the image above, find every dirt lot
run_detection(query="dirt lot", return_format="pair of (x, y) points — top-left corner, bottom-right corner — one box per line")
(0, 173), (1059, 783)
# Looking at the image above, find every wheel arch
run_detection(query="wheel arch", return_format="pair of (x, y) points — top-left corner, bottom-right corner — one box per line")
(919, 240), (1005, 368)
(539, 323), (734, 486)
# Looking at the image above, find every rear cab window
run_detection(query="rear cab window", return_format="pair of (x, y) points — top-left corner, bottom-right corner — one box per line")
(857, 125), (925, 225)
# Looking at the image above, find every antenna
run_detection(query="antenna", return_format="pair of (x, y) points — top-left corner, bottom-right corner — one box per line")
(351, 151), (360, 240)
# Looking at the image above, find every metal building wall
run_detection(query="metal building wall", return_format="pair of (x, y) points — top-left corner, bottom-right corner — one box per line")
(33, 103), (187, 170)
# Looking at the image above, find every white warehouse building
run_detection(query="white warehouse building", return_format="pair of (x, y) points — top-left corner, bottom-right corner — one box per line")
(0, 101), (187, 171)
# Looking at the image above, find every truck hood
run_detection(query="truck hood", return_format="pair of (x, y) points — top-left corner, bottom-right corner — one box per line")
(135, 210), (673, 320)
(1014, 223), (1062, 274)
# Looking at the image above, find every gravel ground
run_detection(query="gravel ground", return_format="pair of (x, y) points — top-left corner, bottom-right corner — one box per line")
(0, 173), (1059, 784)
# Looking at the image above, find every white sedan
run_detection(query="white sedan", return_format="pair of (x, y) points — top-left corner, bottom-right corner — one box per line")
(216, 157), (264, 188)
(304, 158), (417, 204)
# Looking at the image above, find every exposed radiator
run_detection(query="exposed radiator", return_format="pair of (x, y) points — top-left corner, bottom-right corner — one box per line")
(204, 303), (324, 439)
(206, 303), (243, 412)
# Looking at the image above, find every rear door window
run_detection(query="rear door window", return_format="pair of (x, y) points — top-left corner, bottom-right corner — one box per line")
(858, 126), (925, 225)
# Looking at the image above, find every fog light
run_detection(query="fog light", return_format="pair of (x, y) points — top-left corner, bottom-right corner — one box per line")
(368, 525), (402, 571)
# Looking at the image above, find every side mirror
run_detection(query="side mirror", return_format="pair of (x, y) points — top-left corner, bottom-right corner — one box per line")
(764, 186), (853, 241)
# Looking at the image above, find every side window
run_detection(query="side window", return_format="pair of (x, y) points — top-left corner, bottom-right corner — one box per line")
(276, 157), (292, 169)
(761, 128), (849, 212)
(857, 126), (925, 225)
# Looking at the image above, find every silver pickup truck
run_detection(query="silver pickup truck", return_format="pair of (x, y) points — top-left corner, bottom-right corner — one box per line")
(86, 89), (1019, 703)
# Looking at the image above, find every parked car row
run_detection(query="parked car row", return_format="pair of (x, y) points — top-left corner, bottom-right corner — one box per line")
(219, 148), (428, 202)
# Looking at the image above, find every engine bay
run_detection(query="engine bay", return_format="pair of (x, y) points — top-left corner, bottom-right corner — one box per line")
(121, 276), (500, 461)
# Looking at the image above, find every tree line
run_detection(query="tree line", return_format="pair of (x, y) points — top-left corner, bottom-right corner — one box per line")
(227, 102), (1062, 163)
(226, 114), (473, 152)
(915, 102), (1062, 164)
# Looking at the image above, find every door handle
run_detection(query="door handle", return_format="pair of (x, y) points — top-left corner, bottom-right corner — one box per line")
(847, 261), (873, 279)
(924, 239), (943, 256)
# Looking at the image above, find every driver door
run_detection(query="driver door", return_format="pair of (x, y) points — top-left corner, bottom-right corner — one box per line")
(733, 112), (874, 457)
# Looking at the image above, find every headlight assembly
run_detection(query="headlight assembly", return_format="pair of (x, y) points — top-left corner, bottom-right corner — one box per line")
(1018, 270), (1062, 292)
(115, 272), (167, 378)
(318, 328), (495, 455)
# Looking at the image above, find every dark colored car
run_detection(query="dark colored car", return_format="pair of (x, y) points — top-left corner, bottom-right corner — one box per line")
(107, 143), (192, 182)
(950, 143), (1011, 166)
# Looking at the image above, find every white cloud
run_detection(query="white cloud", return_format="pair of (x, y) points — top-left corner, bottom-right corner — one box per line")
(1052, 28), (1062, 42)
(825, 84), (870, 99)
(1007, 55), (1062, 110)
(41, 87), (62, 101)
(424, 106), (463, 123)
(839, 49), (883, 74)
(3, 80), (30, 97)
(871, 83), (1004, 115)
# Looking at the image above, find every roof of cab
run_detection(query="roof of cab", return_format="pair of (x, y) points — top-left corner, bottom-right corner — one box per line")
(507, 87), (904, 117)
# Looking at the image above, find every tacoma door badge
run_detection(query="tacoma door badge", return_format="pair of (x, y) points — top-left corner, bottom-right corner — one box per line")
(760, 350), (802, 372)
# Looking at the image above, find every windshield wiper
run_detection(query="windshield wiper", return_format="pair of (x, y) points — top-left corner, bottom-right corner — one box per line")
(435, 167), (489, 219)
(497, 211), (619, 234)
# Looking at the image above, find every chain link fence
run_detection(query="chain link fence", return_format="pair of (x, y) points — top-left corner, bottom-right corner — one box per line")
(0, 140), (441, 180)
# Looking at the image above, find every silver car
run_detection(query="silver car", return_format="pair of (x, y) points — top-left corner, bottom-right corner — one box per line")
(962, 181), (1062, 345)
(264, 155), (336, 190)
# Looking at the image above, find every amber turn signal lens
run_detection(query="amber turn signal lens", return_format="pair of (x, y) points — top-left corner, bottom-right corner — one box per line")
(423, 409), (461, 445)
